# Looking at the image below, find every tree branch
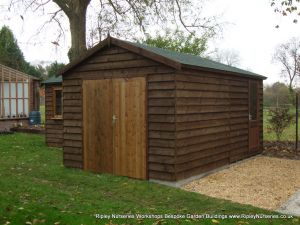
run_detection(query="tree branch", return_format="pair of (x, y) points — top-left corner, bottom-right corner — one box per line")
(52, 0), (71, 16)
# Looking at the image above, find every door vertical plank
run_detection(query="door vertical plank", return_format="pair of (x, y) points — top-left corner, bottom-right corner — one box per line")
(112, 78), (120, 175)
(113, 77), (147, 179)
(121, 80), (127, 175)
(83, 80), (113, 173)
(137, 78), (147, 179)
(83, 81), (88, 170)
(127, 79), (135, 176)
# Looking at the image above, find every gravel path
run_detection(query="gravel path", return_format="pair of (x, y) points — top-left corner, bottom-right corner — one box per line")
(278, 189), (300, 216)
(183, 156), (300, 210)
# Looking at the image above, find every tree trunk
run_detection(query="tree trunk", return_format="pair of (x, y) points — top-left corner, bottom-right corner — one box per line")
(68, 5), (88, 61)
(53, 0), (91, 62)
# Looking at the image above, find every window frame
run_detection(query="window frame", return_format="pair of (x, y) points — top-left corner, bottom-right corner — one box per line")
(0, 79), (30, 119)
(52, 87), (63, 119)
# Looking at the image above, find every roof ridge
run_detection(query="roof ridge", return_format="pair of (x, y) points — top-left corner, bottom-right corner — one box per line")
(60, 36), (266, 80)
(126, 40), (265, 79)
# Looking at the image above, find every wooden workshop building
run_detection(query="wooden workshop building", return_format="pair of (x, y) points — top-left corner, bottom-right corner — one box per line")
(45, 37), (266, 181)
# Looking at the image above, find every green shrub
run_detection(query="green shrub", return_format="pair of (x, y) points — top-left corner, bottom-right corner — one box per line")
(267, 107), (293, 141)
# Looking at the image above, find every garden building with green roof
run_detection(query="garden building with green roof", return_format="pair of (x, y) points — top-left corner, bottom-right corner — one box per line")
(44, 36), (266, 182)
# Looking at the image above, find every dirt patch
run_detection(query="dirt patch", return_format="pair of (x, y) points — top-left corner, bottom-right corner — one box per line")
(183, 156), (300, 210)
(263, 141), (300, 160)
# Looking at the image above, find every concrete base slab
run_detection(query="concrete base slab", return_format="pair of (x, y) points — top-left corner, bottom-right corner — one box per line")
(150, 155), (261, 188)
(277, 189), (300, 216)
(150, 165), (231, 188)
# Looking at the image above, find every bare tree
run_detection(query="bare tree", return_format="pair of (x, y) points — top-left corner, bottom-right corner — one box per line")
(214, 49), (241, 67)
(5, 0), (221, 61)
(273, 37), (300, 93)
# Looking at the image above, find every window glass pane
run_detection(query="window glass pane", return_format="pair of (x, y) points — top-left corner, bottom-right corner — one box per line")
(55, 90), (62, 116)
(10, 83), (16, 98)
(249, 82), (257, 120)
(17, 83), (23, 98)
(4, 82), (9, 98)
(24, 99), (29, 116)
(18, 99), (23, 115)
(4, 99), (10, 117)
(24, 83), (28, 98)
(11, 99), (16, 117)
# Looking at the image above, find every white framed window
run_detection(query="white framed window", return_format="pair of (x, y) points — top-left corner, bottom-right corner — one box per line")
(0, 80), (29, 119)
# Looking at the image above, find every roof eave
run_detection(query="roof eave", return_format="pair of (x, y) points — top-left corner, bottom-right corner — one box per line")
(42, 81), (62, 85)
(30, 76), (40, 80)
(182, 64), (267, 80)
(60, 38), (110, 75)
(60, 36), (182, 75)
(110, 37), (182, 70)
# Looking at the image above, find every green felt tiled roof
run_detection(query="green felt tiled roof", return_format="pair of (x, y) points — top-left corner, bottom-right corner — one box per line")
(128, 42), (266, 79)
(42, 75), (62, 84)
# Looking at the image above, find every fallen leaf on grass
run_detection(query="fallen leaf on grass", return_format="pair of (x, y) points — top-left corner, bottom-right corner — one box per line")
(105, 221), (118, 225)
(293, 218), (299, 223)
(137, 218), (144, 224)
(152, 220), (162, 225)
(212, 219), (220, 224)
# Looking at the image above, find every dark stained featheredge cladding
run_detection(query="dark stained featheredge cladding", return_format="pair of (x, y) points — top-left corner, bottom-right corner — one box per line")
(43, 76), (63, 148)
(43, 36), (266, 181)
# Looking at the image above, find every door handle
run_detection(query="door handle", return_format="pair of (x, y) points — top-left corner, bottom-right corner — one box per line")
(112, 115), (118, 124)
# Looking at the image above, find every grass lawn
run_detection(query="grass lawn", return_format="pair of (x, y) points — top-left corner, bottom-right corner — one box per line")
(0, 134), (298, 225)
(263, 109), (298, 141)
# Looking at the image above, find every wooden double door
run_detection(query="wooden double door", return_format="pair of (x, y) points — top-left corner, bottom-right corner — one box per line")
(82, 77), (147, 179)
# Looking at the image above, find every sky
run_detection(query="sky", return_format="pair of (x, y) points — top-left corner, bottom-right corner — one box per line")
(1, 0), (300, 85)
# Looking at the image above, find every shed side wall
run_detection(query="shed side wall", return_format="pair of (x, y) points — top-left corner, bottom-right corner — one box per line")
(63, 45), (177, 181)
(175, 71), (263, 180)
(45, 84), (63, 147)
(259, 80), (263, 151)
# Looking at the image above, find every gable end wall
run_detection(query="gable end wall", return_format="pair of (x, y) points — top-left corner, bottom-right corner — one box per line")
(63, 45), (178, 180)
